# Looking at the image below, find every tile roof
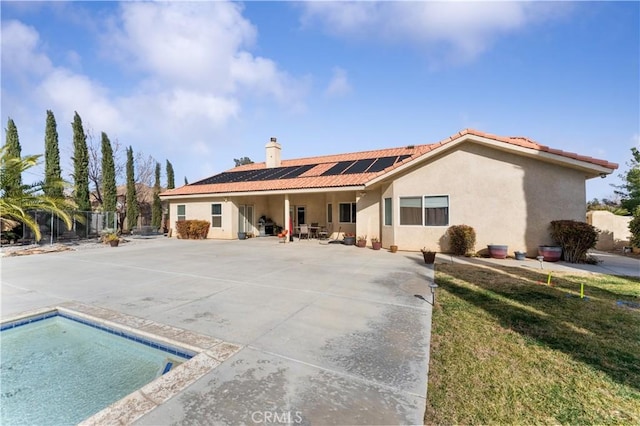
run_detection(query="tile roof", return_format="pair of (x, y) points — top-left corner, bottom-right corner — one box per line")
(161, 129), (618, 197)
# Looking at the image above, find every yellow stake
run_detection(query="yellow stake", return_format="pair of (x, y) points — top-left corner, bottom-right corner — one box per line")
(580, 283), (584, 299)
(547, 272), (552, 286)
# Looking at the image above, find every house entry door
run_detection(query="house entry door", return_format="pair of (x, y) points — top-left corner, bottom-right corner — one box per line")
(295, 206), (306, 226)
(238, 205), (254, 234)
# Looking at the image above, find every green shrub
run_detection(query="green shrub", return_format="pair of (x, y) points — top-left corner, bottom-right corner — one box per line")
(549, 220), (598, 263)
(175, 220), (210, 239)
(447, 224), (476, 255)
(629, 207), (640, 248)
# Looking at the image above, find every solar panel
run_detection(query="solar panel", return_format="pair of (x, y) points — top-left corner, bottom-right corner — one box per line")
(398, 155), (411, 162)
(343, 158), (376, 174)
(192, 164), (318, 185)
(322, 161), (356, 176)
(367, 156), (398, 173)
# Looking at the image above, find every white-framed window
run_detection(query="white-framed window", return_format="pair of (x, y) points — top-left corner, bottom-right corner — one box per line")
(424, 195), (449, 226)
(327, 203), (333, 223)
(211, 203), (222, 228)
(339, 202), (356, 223)
(399, 195), (449, 226)
(177, 204), (186, 221)
(384, 198), (392, 226)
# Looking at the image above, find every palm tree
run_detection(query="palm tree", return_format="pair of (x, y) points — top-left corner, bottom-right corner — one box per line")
(0, 146), (74, 241)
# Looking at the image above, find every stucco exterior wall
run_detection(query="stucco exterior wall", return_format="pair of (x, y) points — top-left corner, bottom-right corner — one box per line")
(169, 197), (235, 239)
(387, 143), (588, 255)
(587, 210), (632, 250)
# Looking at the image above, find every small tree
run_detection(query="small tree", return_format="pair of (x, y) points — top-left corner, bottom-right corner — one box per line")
(125, 146), (139, 230)
(166, 160), (175, 189)
(234, 156), (253, 167)
(72, 112), (90, 211)
(101, 132), (117, 214)
(44, 110), (63, 199)
(151, 162), (162, 229)
(614, 147), (640, 214)
(2, 118), (22, 197)
(549, 220), (598, 263)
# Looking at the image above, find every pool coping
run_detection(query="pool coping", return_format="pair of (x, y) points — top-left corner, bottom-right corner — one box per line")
(1, 301), (243, 425)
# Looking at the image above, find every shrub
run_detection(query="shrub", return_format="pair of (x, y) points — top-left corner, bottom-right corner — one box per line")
(175, 220), (210, 239)
(447, 224), (476, 255)
(549, 220), (598, 263)
(629, 207), (640, 248)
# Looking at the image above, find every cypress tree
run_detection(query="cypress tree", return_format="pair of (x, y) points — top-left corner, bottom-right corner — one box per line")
(44, 110), (63, 198)
(166, 160), (175, 189)
(101, 132), (117, 214)
(2, 118), (22, 197)
(72, 112), (90, 211)
(125, 146), (139, 230)
(151, 162), (162, 229)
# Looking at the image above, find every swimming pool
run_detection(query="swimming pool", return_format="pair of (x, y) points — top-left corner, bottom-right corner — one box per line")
(0, 304), (242, 425)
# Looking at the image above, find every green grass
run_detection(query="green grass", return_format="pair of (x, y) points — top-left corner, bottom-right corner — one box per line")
(425, 264), (640, 425)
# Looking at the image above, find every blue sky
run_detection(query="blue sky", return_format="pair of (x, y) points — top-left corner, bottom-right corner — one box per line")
(2, 1), (638, 200)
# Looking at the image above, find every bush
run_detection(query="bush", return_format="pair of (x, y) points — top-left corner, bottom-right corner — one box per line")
(175, 220), (210, 239)
(447, 224), (476, 255)
(549, 220), (598, 263)
(629, 207), (640, 248)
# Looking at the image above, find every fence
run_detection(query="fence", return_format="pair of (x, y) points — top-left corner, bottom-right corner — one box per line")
(20, 210), (118, 244)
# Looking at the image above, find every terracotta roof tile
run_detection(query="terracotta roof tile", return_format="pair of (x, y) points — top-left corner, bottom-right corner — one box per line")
(160, 129), (618, 197)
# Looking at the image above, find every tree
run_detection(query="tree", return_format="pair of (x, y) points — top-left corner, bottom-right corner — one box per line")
(125, 146), (139, 230)
(166, 160), (175, 189)
(88, 128), (124, 206)
(3, 118), (22, 197)
(0, 146), (73, 241)
(630, 207), (640, 248)
(151, 162), (162, 229)
(614, 147), (640, 214)
(101, 132), (117, 214)
(234, 156), (253, 167)
(44, 110), (63, 199)
(72, 112), (90, 211)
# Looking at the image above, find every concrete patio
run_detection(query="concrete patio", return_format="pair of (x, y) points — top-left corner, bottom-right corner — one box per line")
(1, 237), (435, 425)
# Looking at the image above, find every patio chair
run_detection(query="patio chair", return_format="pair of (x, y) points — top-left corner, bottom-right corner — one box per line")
(310, 222), (319, 239)
(298, 224), (310, 240)
(278, 229), (288, 243)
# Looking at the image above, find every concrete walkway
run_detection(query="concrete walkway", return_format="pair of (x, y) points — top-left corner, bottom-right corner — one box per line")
(1, 237), (435, 425)
(438, 250), (640, 277)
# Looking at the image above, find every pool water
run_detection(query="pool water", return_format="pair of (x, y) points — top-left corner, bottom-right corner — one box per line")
(1, 315), (189, 425)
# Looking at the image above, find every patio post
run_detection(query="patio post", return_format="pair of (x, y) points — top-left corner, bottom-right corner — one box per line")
(284, 194), (290, 244)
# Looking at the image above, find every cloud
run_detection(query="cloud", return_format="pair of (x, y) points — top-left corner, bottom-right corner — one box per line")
(1, 20), (52, 79)
(324, 67), (352, 98)
(300, 2), (571, 64)
(1, 1), (309, 185)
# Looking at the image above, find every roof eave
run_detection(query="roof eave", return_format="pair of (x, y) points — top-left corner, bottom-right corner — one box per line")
(365, 134), (617, 187)
(159, 184), (366, 200)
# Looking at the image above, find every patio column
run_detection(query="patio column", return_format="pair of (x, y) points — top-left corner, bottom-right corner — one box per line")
(284, 194), (290, 244)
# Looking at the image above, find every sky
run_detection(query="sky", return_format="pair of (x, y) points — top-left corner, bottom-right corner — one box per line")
(1, 1), (638, 200)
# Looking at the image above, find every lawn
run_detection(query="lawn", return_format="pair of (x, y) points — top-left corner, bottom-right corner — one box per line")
(425, 263), (640, 425)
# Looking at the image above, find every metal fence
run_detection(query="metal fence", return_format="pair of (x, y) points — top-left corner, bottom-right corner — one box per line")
(20, 211), (118, 244)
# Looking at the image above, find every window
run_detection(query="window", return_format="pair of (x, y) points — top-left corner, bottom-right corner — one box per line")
(339, 202), (356, 223)
(177, 205), (186, 221)
(327, 203), (333, 223)
(399, 197), (422, 225)
(384, 198), (392, 226)
(424, 195), (449, 226)
(211, 203), (222, 228)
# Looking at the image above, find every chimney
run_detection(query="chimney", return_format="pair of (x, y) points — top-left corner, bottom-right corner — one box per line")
(265, 137), (281, 168)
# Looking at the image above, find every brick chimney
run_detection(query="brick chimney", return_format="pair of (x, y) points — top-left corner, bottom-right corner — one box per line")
(265, 137), (281, 168)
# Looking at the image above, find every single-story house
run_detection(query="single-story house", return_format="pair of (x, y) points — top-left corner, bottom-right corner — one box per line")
(159, 129), (617, 255)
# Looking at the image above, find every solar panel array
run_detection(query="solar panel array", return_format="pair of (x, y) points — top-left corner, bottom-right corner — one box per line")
(191, 154), (412, 185)
(192, 164), (316, 185)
